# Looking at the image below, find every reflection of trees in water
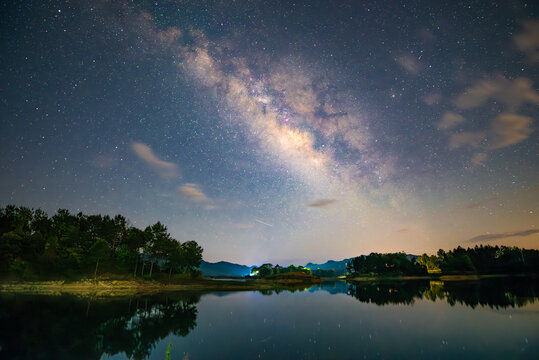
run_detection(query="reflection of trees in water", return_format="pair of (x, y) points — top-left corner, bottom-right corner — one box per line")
(347, 277), (538, 308)
(0, 293), (200, 360)
(433, 277), (537, 309)
(310, 280), (350, 294)
(96, 294), (199, 359)
(258, 285), (313, 295)
(347, 280), (429, 306)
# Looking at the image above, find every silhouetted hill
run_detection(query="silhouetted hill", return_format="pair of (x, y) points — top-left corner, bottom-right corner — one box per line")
(200, 260), (253, 277)
(305, 258), (353, 274)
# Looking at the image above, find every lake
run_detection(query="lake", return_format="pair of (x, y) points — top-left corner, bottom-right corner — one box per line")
(0, 277), (537, 359)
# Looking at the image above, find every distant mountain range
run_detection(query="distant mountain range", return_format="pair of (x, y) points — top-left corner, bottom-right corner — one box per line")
(200, 255), (418, 277)
(304, 258), (353, 273)
(199, 260), (253, 277)
(199, 258), (354, 277)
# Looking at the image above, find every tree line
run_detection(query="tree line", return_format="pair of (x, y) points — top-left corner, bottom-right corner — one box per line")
(0, 205), (203, 280)
(416, 245), (539, 274)
(346, 245), (539, 276)
(346, 252), (427, 276)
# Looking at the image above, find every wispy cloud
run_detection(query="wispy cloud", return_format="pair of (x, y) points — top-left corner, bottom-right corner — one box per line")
(437, 112), (465, 130)
(487, 113), (533, 150)
(440, 74), (537, 159)
(307, 199), (338, 208)
(447, 113), (534, 151)
(449, 132), (485, 149)
(514, 20), (539, 63)
(179, 183), (209, 202)
(466, 229), (539, 243)
(443, 74), (537, 166)
(454, 75), (539, 110)
(422, 92), (441, 106)
(471, 152), (487, 166)
(395, 54), (422, 75)
(131, 142), (179, 178)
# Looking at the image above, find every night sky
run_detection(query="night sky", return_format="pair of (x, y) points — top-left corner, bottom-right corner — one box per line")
(1, 1), (538, 265)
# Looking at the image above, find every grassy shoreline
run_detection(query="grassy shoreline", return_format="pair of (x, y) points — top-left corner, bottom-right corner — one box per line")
(0, 277), (320, 296)
(0, 271), (324, 296)
(1, 273), (534, 297)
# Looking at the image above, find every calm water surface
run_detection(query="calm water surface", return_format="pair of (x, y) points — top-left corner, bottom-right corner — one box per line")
(0, 277), (537, 359)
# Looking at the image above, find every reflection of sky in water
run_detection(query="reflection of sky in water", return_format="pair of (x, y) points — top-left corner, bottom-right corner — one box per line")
(1, 280), (536, 359)
(133, 285), (538, 360)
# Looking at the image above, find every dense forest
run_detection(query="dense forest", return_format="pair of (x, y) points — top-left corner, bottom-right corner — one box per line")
(347, 246), (539, 276)
(416, 245), (539, 274)
(0, 205), (203, 280)
(346, 252), (427, 276)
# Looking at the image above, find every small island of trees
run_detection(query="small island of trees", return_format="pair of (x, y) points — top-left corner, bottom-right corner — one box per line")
(250, 263), (311, 277)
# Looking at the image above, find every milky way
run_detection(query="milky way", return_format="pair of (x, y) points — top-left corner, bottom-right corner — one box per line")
(1, 1), (537, 264)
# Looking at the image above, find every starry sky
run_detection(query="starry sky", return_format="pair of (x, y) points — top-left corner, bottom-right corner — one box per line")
(1, 0), (538, 265)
